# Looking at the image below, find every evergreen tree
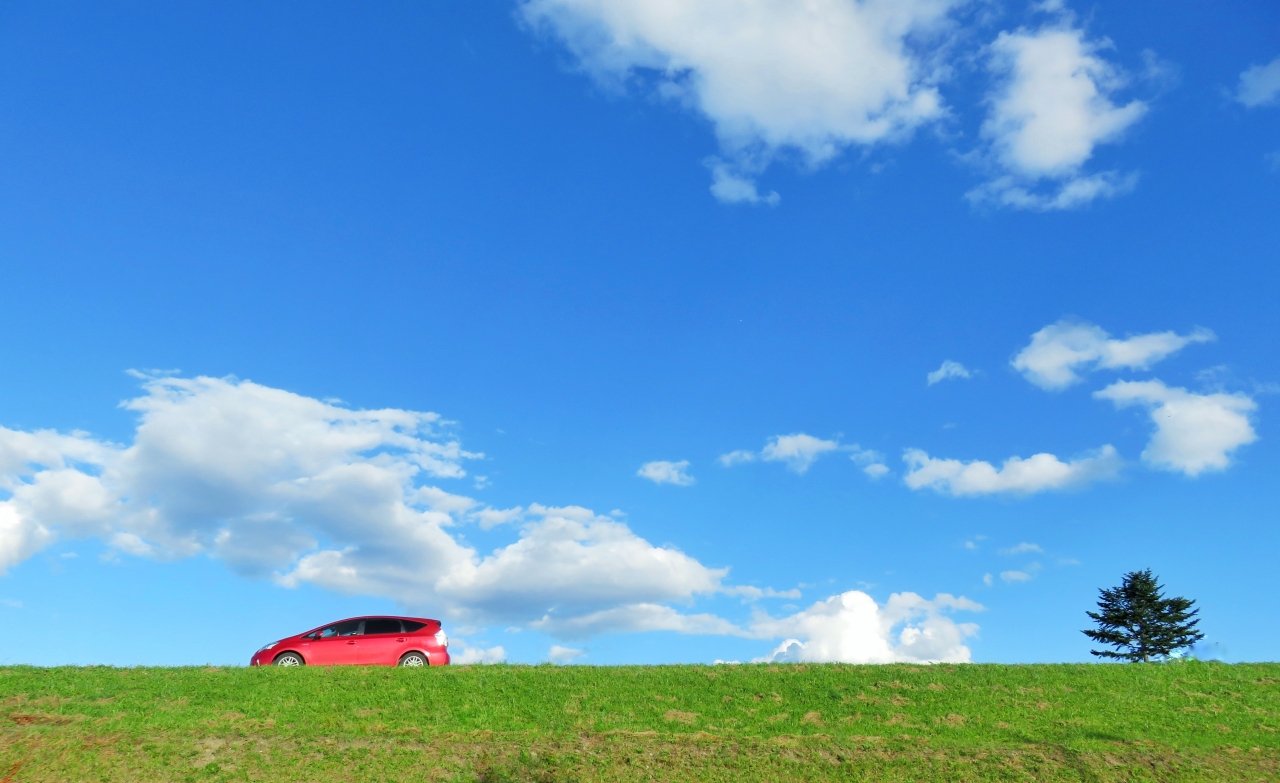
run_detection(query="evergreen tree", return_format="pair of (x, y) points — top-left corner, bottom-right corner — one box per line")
(1083, 569), (1204, 662)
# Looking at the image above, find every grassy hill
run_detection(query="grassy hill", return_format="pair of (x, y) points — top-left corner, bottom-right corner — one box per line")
(2, 661), (1278, 781)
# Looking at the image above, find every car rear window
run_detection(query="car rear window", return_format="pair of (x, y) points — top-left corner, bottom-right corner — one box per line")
(402, 620), (426, 632)
(364, 618), (403, 635)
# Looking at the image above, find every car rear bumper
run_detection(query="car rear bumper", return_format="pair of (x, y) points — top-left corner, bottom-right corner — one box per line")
(428, 648), (450, 666)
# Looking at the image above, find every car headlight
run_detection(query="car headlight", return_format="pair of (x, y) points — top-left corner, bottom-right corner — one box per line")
(434, 630), (448, 648)
(256, 642), (278, 653)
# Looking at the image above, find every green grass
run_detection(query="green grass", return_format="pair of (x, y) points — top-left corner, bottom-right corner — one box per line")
(2, 661), (1278, 781)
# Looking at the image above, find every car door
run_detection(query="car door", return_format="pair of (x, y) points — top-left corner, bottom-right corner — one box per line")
(357, 618), (408, 665)
(307, 620), (363, 665)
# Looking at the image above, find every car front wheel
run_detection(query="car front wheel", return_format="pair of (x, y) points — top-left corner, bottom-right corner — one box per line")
(274, 652), (305, 666)
(399, 652), (427, 667)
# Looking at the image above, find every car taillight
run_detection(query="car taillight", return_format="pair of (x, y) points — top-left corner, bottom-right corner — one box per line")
(434, 629), (448, 648)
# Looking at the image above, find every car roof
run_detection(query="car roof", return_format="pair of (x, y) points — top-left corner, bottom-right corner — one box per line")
(295, 616), (440, 636)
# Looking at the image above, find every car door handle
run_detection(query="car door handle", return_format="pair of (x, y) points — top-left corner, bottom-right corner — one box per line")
(396, 637), (405, 642)
(346, 640), (357, 645)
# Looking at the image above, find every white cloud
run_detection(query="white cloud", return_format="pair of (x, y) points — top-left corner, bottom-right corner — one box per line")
(903, 445), (1121, 496)
(452, 644), (507, 664)
(716, 449), (757, 467)
(519, 0), (965, 201)
(848, 444), (888, 479)
(1236, 57), (1280, 108)
(722, 434), (887, 477)
(968, 170), (1138, 211)
(998, 542), (1042, 555)
(532, 602), (742, 639)
(927, 360), (973, 385)
(723, 585), (802, 601)
(751, 591), (982, 664)
(969, 21), (1147, 210)
(982, 573), (993, 586)
(761, 433), (841, 473)
(1000, 569), (1033, 583)
(1094, 380), (1258, 476)
(0, 375), (733, 638)
(472, 506), (524, 531)
(548, 645), (586, 664)
(291, 503), (728, 627)
(708, 160), (780, 205)
(863, 463), (890, 479)
(1, 374), (986, 661)
(1012, 320), (1215, 390)
(637, 459), (695, 486)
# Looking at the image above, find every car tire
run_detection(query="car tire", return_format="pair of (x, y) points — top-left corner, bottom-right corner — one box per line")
(273, 652), (305, 666)
(399, 652), (428, 667)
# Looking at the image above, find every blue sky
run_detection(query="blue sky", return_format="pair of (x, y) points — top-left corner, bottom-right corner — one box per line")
(0, 0), (1277, 666)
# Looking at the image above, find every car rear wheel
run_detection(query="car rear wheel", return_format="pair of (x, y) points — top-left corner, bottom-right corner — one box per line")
(399, 652), (427, 667)
(273, 652), (305, 666)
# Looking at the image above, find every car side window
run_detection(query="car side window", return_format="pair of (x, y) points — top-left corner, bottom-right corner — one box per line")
(318, 620), (363, 638)
(364, 618), (402, 635)
(402, 621), (426, 632)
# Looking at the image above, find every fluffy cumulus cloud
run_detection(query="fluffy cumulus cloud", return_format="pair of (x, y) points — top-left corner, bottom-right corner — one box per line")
(719, 433), (887, 476)
(519, 0), (965, 202)
(1094, 380), (1258, 476)
(1012, 320), (1214, 391)
(903, 446), (1121, 496)
(753, 591), (982, 663)
(0, 375), (732, 636)
(927, 360), (972, 385)
(637, 459), (695, 486)
(451, 644), (507, 664)
(2, 374), (992, 655)
(1236, 57), (1280, 108)
(967, 19), (1147, 210)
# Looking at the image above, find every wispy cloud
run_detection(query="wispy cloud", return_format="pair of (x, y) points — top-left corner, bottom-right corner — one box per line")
(720, 433), (886, 477)
(927, 360), (974, 386)
(998, 542), (1043, 555)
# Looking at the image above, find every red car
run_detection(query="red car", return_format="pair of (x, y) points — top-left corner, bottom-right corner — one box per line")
(250, 616), (450, 667)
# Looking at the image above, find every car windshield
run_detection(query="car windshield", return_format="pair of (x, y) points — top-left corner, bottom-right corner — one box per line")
(317, 620), (362, 638)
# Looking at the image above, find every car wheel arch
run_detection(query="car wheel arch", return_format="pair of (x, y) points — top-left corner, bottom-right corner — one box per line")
(272, 650), (306, 665)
